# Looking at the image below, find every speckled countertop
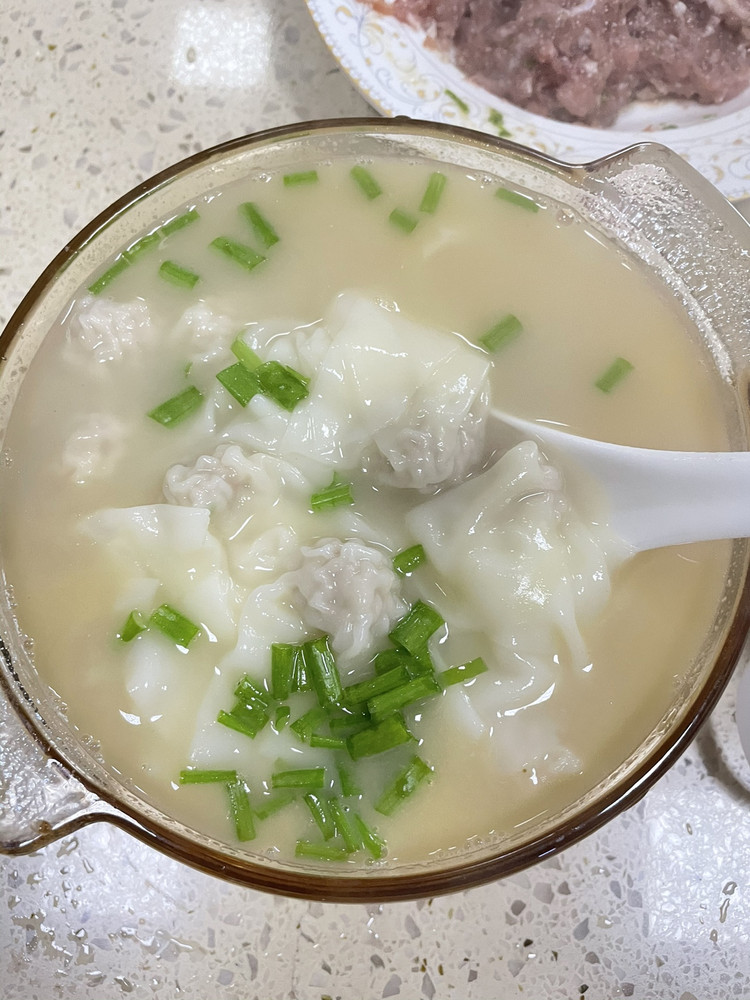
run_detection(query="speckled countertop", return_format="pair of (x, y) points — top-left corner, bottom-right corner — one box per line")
(3, 2), (750, 997)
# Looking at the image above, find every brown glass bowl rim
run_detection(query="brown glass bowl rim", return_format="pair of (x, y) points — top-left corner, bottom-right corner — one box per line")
(2, 116), (750, 902)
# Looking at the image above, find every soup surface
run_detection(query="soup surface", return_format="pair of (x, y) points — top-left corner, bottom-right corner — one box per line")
(0, 156), (731, 867)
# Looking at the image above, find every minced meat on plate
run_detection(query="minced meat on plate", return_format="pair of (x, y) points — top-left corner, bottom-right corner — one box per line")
(368, 0), (750, 126)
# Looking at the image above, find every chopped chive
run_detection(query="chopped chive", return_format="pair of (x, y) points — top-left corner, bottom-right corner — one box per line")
(210, 236), (266, 272)
(495, 187), (539, 213)
(255, 360), (310, 411)
(271, 642), (297, 701)
(160, 208), (200, 236)
(295, 840), (350, 862)
(148, 385), (203, 427)
(240, 201), (280, 248)
(393, 544), (426, 577)
(343, 665), (411, 707)
(216, 362), (262, 406)
(179, 768), (238, 785)
(123, 232), (160, 263)
(478, 314), (523, 353)
(595, 356), (634, 393)
(488, 108), (512, 138)
(440, 656), (488, 687)
(159, 260), (200, 289)
(310, 733), (346, 750)
(274, 704), (291, 730)
(346, 714), (414, 760)
(389, 601), (444, 657)
(352, 813), (386, 859)
(302, 635), (343, 707)
(303, 793), (336, 840)
(226, 777), (256, 841)
(88, 255), (130, 295)
(148, 604), (201, 647)
(329, 798), (362, 853)
(253, 789), (297, 820)
(118, 609), (147, 642)
(350, 165), (382, 200)
(367, 674), (441, 722)
(371, 648), (417, 675)
(283, 170), (319, 187)
(336, 760), (362, 798)
(291, 644), (310, 693)
(389, 208), (418, 234)
(419, 172), (447, 214)
(328, 709), (370, 734)
(310, 472), (354, 512)
(290, 705), (328, 743)
(217, 674), (271, 740)
(375, 755), (433, 816)
(271, 767), (326, 790)
(445, 88), (469, 113)
(230, 335), (263, 371)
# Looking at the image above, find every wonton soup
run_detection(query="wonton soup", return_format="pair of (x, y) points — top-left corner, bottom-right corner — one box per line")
(0, 147), (733, 871)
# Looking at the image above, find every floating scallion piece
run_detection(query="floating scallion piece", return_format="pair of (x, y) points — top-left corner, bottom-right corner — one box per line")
(253, 789), (297, 820)
(367, 674), (441, 723)
(149, 603), (201, 648)
(350, 165), (382, 200)
(118, 609), (147, 643)
(329, 798), (362, 853)
(274, 704), (291, 730)
(159, 259), (200, 289)
(445, 88), (469, 113)
(595, 356), (634, 393)
(310, 733), (346, 750)
(310, 472), (354, 512)
(271, 767), (326, 790)
(283, 170), (319, 187)
(495, 187), (539, 213)
(230, 335), (263, 371)
(303, 634), (343, 707)
(295, 840), (351, 862)
(336, 761), (362, 798)
(240, 201), (280, 248)
(160, 208), (200, 236)
(393, 544), (426, 577)
(290, 705), (328, 743)
(389, 208), (418, 234)
(303, 793), (336, 840)
(328, 709), (369, 734)
(256, 360), (310, 411)
(440, 657), (488, 687)
(352, 813), (386, 859)
(371, 648), (417, 675)
(217, 675), (272, 740)
(343, 664), (411, 707)
(271, 642), (297, 701)
(179, 768), (238, 785)
(216, 362), (262, 407)
(148, 385), (203, 427)
(123, 232), (160, 263)
(346, 714), (414, 760)
(210, 236), (266, 272)
(227, 777), (256, 841)
(375, 755), (432, 816)
(488, 109), (511, 138)
(389, 601), (444, 657)
(478, 314), (523, 353)
(88, 256), (130, 295)
(419, 172), (447, 214)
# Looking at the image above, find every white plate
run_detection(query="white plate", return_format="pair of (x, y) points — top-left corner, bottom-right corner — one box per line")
(306, 0), (750, 200)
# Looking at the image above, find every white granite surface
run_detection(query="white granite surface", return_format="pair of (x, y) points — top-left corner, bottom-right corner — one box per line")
(3, 2), (750, 997)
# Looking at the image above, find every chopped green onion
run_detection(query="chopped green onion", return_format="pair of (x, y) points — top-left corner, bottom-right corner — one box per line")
(179, 768), (238, 784)
(375, 755), (433, 816)
(445, 88), (469, 113)
(350, 165), (382, 200)
(160, 208), (200, 236)
(478, 314), (523, 353)
(440, 657), (488, 687)
(371, 648), (417, 675)
(367, 674), (441, 723)
(310, 472), (354, 512)
(488, 109), (511, 137)
(495, 187), (539, 213)
(343, 665), (411, 707)
(271, 767), (326, 790)
(389, 601), (444, 657)
(210, 236), (266, 272)
(295, 840), (350, 862)
(419, 173), (447, 214)
(328, 709), (370, 734)
(226, 777), (256, 841)
(393, 544), (426, 577)
(389, 208), (418, 234)
(291, 644), (310, 693)
(216, 362), (262, 407)
(230, 335), (263, 371)
(123, 232), (160, 263)
(149, 604), (201, 648)
(255, 360), (309, 411)
(352, 813), (386, 859)
(148, 385), (204, 427)
(336, 761), (362, 798)
(595, 356), (634, 393)
(88, 256), (130, 295)
(283, 170), (319, 186)
(118, 609), (147, 643)
(303, 793), (336, 840)
(253, 789), (297, 820)
(217, 675), (272, 740)
(159, 260), (200, 289)
(346, 714), (414, 761)
(271, 642), (297, 701)
(329, 798), (362, 853)
(290, 705), (328, 743)
(310, 733), (346, 750)
(240, 201), (280, 248)
(274, 704), (291, 730)
(302, 635), (343, 707)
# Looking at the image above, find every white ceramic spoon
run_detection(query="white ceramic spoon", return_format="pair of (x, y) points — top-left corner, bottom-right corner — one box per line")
(492, 410), (750, 554)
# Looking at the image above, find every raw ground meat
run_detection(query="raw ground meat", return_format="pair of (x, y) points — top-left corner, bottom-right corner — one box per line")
(368, 0), (750, 125)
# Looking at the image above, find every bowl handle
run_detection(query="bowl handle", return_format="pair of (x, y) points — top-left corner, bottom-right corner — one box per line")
(0, 691), (108, 853)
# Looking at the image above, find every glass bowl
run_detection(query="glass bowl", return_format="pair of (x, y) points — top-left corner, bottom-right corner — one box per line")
(2, 118), (750, 903)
